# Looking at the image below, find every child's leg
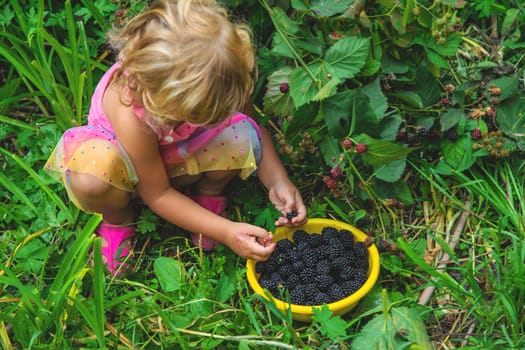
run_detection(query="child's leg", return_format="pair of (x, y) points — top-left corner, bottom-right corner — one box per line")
(172, 170), (240, 251)
(69, 171), (134, 225)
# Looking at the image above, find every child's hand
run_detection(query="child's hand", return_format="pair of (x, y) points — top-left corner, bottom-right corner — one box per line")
(225, 223), (276, 261)
(268, 179), (307, 227)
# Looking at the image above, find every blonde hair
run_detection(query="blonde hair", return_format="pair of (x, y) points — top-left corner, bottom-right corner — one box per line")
(108, 0), (255, 126)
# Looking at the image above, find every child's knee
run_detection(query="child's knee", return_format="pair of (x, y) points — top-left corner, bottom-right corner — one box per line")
(69, 171), (112, 198)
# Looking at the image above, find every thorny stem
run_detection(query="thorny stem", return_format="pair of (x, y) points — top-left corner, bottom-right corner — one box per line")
(344, 151), (395, 235)
(257, 0), (319, 84)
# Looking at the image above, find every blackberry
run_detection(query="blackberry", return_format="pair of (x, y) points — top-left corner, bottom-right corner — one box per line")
(416, 126), (429, 137)
(299, 267), (316, 283)
(338, 229), (354, 249)
(328, 286), (347, 302)
(313, 291), (330, 305)
(276, 238), (293, 251)
(290, 284), (307, 305)
(293, 229), (309, 242)
(447, 129), (457, 141)
(342, 139), (353, 149)
(314, 274), (334, 291)
(286, 210), (298, 222)
(315, 261), (331, 276)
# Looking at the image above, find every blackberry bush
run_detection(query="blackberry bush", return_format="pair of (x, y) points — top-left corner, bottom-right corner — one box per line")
(256, 227), (369, 306)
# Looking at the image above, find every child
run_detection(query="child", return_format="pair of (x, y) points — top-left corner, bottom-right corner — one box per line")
(45, 0), (307, 274)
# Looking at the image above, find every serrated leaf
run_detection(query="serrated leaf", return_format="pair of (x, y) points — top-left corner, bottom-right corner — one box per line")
(355, 134), (416, 166)
(271, 32), (295, 58)
(263, 66), (296, 116)
(323, 90), (354, 138)
(285, 103), (320, 139)
(375, 179), (414, 204)
(312, 305), (347, 339)
(440, 136), (477, 171)
(269, 6), (299, 36)
(362, 77), (388, 120)
(310, 0), (354, 17)
(352, 306), (432, 350)
(439, 108), (465, 131)
(312, 76), (341, 101)
(324, 36), (370, 79)
(374, 157), (407, 183)
(154, 257), (187, 292)
(496, 96), (525, 144)
(415, 65), (441, 107)
(320, 135), (341, 167)
(390, 91), (423, 108)
(289, 63), (322, 109)
(490, 75), (519, 101)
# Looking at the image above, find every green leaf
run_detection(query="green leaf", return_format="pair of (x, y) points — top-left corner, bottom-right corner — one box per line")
(390, 91), (423, 108)
(415, 65), (441, 107)
(312, 76), (341, 102)
(216, 272), (236, 303)
(320, 135), (342, 167)
(374, 157), (407, 183)
(285, 103), (319, 139)
(440, 108), (465, 131)
(375, 179), (414, 204)
(352, 306), (432, 350)
(263, 66), (296, 117)
(502, 8), (520, 35)
(269, 6), (299, 36)
(497, 96), (525, 148)
(312, 305), (347, 339)
(362, 77), (388, 121)
(310, 0), (355, 17)
(324, 36), (370, 79)
(440, 136), (476, 171)
(154, 257), (187, 292)
(354, 134), (416, 166)
(323, 90), (354, 138)
(490, 75), (519, 101)
(289, 63), (321, 109)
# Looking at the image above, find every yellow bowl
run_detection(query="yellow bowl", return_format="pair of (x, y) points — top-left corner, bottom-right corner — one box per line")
(246, 218), (380, 322)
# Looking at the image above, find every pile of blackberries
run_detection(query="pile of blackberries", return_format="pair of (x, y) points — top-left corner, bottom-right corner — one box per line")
(256, 227), (369, 306)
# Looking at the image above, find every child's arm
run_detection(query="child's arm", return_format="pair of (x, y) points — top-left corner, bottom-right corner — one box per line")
(256, 126), (308, 227)
(242, 100), (307, 227)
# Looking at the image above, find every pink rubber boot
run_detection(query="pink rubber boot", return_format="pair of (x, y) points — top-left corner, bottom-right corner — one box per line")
(189, 195), (227, 251)
(97, 222), (135, 275)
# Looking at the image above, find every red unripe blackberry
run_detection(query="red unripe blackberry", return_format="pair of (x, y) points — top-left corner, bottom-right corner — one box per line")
(355, 143), (368, 153)
(396, 129), (406, 142)
(471, 128), (482, 141)
(279, 82), (290, 93)
(330, 165), (342, 178)
(440, 96), (451, 106)
(342, 139), (353, 149)
(323, 175), (338, 190)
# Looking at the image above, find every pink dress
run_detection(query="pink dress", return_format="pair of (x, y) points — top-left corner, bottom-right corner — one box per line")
(45, 62), (262, 212)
